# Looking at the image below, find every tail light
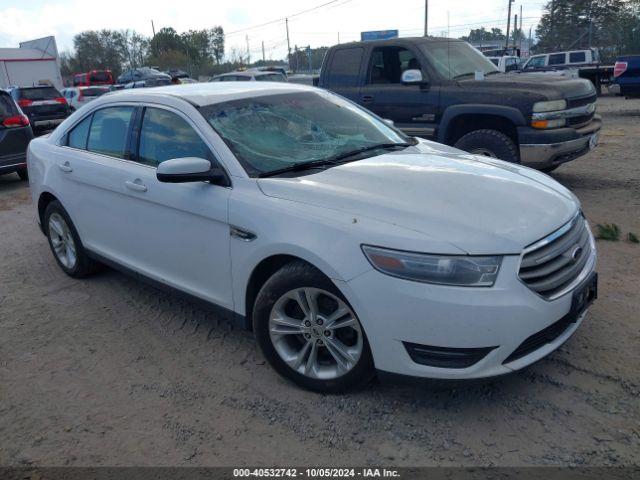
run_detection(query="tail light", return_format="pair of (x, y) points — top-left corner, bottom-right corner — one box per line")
(17, 99), (33, 108)
(2, 114), (30, 128)
(614, 61), (628, 77)
(54, 97), (67, 104)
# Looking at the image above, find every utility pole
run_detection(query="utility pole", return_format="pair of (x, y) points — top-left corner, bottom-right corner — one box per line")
(588, 0), (593, 48)
(424, 0), (429, 36)
(246, 35), (250, 65)
(505, 0), (514, 49)
(337, 32), (340, 44)
(519, 5), (523, 50)
(285, 18), (292, 67)
(151, 20), (156, 57)
(262, 41), (265, 62)
(514, 14), (518, 48)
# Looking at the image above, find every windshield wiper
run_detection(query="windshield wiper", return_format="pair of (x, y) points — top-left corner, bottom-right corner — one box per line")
(257, 158), (339, 178)
(329, 142), (413, 162)
(257, 142), (413, 178)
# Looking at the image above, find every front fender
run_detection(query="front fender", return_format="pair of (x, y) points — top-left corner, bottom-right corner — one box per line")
(437, 104), (527, 144)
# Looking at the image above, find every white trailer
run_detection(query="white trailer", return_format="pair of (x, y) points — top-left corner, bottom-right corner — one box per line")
(0, 36), (63, 90)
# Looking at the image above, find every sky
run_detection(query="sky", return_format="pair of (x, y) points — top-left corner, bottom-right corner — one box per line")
(0, 0), (547, 60)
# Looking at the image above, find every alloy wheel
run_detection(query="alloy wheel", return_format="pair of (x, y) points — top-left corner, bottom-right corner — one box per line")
(268, 287), (363, 380)
(48, 212), (77, 269)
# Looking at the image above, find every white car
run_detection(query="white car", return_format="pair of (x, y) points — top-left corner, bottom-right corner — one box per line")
(27, 83), (598, 392)
(61, 86), (110, 111)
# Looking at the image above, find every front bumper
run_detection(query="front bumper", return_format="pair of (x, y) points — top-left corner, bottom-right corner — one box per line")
(337, 255), (596, 380)
(518, 116), (601, 169)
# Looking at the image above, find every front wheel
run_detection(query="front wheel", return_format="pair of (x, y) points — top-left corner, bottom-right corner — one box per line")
(454, 129), (520, 163)
(253, 261), (374, 393)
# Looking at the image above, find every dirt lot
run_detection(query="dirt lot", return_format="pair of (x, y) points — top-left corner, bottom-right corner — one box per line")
(0, 95), (638, 467)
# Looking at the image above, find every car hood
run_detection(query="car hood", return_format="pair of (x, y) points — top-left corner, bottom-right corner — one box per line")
(257, 142), (579, 255)
(460, 73), (595, 100)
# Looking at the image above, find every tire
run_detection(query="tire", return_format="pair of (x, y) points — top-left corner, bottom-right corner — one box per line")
(16, 168), (28, 181)
(454, 129), (520, 163)
(44, 200), (99, 278)
(253, 261), (375, 393)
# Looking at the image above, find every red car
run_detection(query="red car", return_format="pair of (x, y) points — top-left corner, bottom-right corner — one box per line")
(72, 70), (114, 86)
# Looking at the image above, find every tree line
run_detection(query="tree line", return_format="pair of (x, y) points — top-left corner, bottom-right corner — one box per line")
(535, 0), (640, 61)
(60, 26), (226, 80)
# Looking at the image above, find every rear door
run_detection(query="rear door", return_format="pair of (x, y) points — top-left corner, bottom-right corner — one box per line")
(109, 105), (233, 307)
(358, 45), (438, 139)
(322, 46), (365, 102)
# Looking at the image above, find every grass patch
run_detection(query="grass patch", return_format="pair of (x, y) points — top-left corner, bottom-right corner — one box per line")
(595, 223), (620, 241)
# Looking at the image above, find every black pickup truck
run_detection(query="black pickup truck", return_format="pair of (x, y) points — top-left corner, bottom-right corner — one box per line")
(318, 38), (602, 172)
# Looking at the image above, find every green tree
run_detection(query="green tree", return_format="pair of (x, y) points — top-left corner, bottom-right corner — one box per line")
(72, 30), (127, 76)
(535, 0), (639, 60)
(461, 27), (505, 43)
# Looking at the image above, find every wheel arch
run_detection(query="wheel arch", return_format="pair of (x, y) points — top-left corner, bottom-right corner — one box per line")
(438, 105), (526, 146)
(244, 254), (332, 330)
(37, 191), (59, 231)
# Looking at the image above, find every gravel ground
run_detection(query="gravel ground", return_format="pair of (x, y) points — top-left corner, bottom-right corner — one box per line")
(0, 95), (638, 467)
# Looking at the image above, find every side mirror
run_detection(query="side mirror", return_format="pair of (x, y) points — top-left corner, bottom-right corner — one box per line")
(156, 157), (228, 186)
(382, 118), (394, 127)
(401, 69), (427, 85)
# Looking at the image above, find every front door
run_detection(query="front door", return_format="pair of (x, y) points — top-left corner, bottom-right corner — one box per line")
(358, 46), (438, 140)
(114, 105), (233, 308)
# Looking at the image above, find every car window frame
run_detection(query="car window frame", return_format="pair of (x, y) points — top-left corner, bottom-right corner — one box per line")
(365, 45), (426, 85)
(129, 103), (232, 186)
(58, 101), (233, 186)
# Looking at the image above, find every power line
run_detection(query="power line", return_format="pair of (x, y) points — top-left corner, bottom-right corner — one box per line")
(223, 0), (355, 38)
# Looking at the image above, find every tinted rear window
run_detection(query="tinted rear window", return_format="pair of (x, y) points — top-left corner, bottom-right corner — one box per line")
(89, 71), (110, 82)
(569, 52), (586, 63)
(326, 47), (364, 88)
(255, 73), (286, 82)
(548, 53), (566, 65)
(0, 94), (17, 120)
(82, 87), (109, 97)
(18, 87), (61, 100)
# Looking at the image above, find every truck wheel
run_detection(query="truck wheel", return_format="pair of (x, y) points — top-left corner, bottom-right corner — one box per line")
(454, 129), (520, 163)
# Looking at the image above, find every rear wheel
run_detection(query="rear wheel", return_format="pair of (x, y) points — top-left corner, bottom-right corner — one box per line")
(253, 261), (374, 392)
(44, 200), (98, 278)
(17, 168), (28, 181)
(454, 129), (520, 163)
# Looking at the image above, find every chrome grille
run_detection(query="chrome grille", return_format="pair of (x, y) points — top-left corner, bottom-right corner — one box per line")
(519, 215), (593, 300)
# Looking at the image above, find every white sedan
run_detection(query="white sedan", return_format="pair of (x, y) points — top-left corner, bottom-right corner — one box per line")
(27, 83), (597, 392)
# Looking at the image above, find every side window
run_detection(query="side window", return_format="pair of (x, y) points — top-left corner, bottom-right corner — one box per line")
(505, 58), (518, 72)
(137, 107), (211, 168)
(326, 47), (364, 88)
(525, 55), (546, 69)
(548, 53), (566, 65)
(86, 107), (135, 158)
(569, 51), (586, 63)
(368, 47), (422, 85)
(67, 114), (92, 149)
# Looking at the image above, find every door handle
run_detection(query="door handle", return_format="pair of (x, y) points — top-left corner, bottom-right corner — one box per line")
(125, 179), (148, 192)
(58, 161), (73, 173)
(362, 95), (374, 103)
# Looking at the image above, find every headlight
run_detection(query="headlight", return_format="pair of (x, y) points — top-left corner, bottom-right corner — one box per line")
(362, 245), (502, 287)
(532, 99), (567, 113)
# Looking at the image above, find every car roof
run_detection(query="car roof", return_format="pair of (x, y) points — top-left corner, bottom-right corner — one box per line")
(101, 81), (317, 107)
(333, 36), (464, 48)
